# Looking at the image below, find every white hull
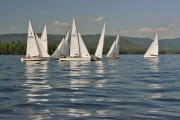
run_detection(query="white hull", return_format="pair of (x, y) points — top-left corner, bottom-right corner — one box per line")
(144, 55), (158, 58)
(21, 57), (50, 61)
(59, 57), (91, 61)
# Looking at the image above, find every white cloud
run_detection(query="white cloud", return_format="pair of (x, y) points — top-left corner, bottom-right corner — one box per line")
(137, 27), (168, 33)
(11, 27), (16, 30)
(169, 24), (176, 27)
(54, 28), (60, 31)
(121, 30), (132, 33)
(50, 21), (70, 27)
(137, 28), (154, 33)
(156, 28), (168, 32)
(176, 18), (180, 21)
(90, 17), (103, 22)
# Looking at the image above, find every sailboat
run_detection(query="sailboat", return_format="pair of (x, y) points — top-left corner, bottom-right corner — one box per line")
(91, 21), (106, 61)
(59, 17), (91, 61)
(144, 34), (159, 58)
(106, 32), (120, 58)
(51, 27), (70, 60)
(21, 20), (50, 61)
(40, 25), (48, 52)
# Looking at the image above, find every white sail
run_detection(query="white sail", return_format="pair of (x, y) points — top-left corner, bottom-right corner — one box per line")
(35, 34), (50, 57)
(95, 21), (106, 58)
(40, 25), (48, 52)
(78, 32), (91, 58)
(114, 33), (120, 55)
(144, 34), (159, 58)
(26, 20), (39, 57)
(150, 34), (158, 55)
(51, 38), (65, 58)
(106, 41), (115, 57)
(106, 32), (120, 58)
(70, 17), (80, 57)
(62, 27), (70, 56)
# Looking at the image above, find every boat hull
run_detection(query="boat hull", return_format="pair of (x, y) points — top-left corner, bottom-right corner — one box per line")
(59, 58), (91, 61)
(144, 55), (158, 58)
(21, 57), (50, 61)
(50, 57), (59, 60)
(106, 56), (120, 59)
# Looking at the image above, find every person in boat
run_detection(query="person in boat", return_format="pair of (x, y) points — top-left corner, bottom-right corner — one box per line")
(115, 55), (119, 58)
(91, 56), (99, 61)
(27, 54), (30, 58)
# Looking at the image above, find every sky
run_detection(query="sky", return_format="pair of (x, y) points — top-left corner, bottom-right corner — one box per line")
(1, 0), (180, 39)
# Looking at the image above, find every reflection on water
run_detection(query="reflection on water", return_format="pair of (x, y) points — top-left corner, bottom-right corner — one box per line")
(23, 61), (51, 119)
(1, 55), (180, 119)
(145, 57), (159, 72)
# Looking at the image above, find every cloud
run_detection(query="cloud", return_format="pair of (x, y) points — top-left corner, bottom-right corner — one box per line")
(54, 28), (60, 32)
(11, 27), (16, 30)
(169, 24), (176, 27)
(137, 27), (168, 33)
(90, 17), (103, 22)
(156, 28), (168, 32)
(176, 18), (180, 21)
(50, 21), (70, 27)
(121, 30), (132, 33)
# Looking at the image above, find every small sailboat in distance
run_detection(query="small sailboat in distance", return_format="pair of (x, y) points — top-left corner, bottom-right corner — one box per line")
(144, 34), (159, 58)
(51, 26), (70, 60)
(59, 17), (91, 61)
(106, 32), (120, 59)
(91, 21), (106, 61)
(21, 20), (50, 61)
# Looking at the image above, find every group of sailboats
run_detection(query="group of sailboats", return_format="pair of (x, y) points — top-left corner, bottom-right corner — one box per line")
(21, 18), (159, 62)
(21, 20), (50, 61)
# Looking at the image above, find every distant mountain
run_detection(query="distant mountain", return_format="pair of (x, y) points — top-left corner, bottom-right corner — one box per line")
(1, 33), (180, 52)
(121, 36), (180, 51)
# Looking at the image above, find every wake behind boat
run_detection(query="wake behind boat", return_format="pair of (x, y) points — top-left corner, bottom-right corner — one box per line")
(144, 34), (159, 58)
(59, 17), (91, 61)
(21, 20), (50, 61)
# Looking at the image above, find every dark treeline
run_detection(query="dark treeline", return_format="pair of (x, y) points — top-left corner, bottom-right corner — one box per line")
(0, 41), (167, 55)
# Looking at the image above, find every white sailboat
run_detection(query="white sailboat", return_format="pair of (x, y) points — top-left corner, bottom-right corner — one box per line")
(21, 20), (50, 61)
(51, 27), (70, 59)
(59, 17), (91, 61)
(106, 32), (120, 58)
(91, 21), (106, 61)
(40, 25), (48, 52)
(144, 34), (159, 58)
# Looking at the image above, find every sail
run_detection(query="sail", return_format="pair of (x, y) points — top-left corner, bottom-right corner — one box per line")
(70, 17), (80, 57)
(40, 25), (48, 52)
(78, 32), (91, 58)
(26, 20), (39, 57)
(106, 32), (120, 57)
(150, 34), (158, 56)
(106, 41), (115, 57)
(114, 33), (120, 55)
(95, 21), (106, 58)
(35, 34), (50, 57)
(144, 34), (158, 57)
(51, 38), (65, 58)
(61, 27), (70, 56)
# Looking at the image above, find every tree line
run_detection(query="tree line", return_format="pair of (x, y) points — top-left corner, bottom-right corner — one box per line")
(0, 41), (167, 55)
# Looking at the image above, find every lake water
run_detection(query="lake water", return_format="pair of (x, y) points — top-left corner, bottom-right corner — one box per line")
(0, 55), (180, 119)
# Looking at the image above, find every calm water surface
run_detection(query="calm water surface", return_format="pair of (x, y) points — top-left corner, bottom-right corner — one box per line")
(0, 55), (180, 119)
